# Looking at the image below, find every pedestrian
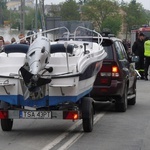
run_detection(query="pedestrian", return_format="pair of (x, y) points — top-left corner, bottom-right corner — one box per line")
(144, 37), (150, 80)
(132, 32), (145, 79)
(0, 36), (5, 47)
(0, 36), (5, 51)
(26, 31), (34, 45)
(11, 37), (16, 43)
(18, 33), (29, 44)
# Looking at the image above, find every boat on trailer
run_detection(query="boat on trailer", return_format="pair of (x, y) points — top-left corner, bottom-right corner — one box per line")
(0, 25), (107, 132)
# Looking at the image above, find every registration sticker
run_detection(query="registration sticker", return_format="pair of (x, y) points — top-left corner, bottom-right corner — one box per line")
(20, 111), (51, 119)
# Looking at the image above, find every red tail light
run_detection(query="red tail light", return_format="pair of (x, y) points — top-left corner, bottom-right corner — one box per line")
(0, 111), (8, 119)
(99, 63), (120, 85)
(100, 63), (120, 78)
(100, 65), (111, 77)
(63, 111), (79, 120)
(112, 66), (119, 77)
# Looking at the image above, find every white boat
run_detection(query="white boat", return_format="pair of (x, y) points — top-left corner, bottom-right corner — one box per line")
(0, 25), (107, 132)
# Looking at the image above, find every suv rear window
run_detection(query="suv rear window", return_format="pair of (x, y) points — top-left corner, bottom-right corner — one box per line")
(102, 39), (113, 60)
(103, 45), (113, 60)
(93, 38), (113, 60)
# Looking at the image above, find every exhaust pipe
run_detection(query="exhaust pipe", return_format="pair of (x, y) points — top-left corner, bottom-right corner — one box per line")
(111, 99), (116, 103)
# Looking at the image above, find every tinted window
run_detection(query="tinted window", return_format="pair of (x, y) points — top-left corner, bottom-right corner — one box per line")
(102, 39), (113, 59)
(103, 46), (113, 59)
(114, 41), (124, 60)
(118, 41), (128, 59)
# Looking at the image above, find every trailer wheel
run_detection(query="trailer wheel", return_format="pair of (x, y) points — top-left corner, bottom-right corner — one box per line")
(1, 119), (13, 131)
(82, 97), (94, 132)
(0, 101), (13, 131)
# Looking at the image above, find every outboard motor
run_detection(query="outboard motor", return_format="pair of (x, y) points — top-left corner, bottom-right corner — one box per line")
(27, 36), (50, 74)
(20, 36), (51, 99)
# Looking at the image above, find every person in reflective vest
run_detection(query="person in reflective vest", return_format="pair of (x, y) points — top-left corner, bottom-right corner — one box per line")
(144, 37), (150, 80)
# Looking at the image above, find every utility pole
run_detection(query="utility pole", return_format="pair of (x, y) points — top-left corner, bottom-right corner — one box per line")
(20, 0), (25, 34)
(39, 0), (46, 31)
(35, 0), (38, 32)
(0, 5), (2, 26)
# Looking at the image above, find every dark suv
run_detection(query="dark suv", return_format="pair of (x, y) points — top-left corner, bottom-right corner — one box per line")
(90, 36), (137, 112)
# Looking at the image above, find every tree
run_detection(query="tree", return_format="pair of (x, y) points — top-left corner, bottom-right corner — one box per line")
(121, 1), (148, 34)
(9, 10), (20, 29)
(45, 5), (61, 17)
(81, 0), (121, 32)
(0, 0), (7, 25)
(101, 15), (122, 35)
(25, 8), (36, 30)
(60, 0), (80, 21)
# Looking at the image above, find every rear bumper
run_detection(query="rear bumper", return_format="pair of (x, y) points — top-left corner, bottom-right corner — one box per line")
(90, 80), (124, 101)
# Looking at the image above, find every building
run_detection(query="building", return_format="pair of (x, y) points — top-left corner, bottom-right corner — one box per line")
(6, 0), (34, 11)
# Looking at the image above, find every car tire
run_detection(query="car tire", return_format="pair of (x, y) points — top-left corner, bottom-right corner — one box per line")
(115, 85), (127, 112)
(0, 101), (13, 131)
(82, 97), (94, 132)
(1, 119), (13, 131)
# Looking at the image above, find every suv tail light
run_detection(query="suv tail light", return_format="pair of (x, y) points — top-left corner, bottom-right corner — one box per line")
(99, 62), (120, 85)
(112, 66), (119, 77)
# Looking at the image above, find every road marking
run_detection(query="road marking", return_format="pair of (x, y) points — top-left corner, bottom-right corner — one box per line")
(57, 113), (105, 150)
(42, 113), (105, 150)
(41, 120), (82, 150)
(57, 132), (84, 150)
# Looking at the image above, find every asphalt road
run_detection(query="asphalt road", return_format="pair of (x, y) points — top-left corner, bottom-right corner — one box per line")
(0, 80), (150, 150)
(68, 80), (150, 150)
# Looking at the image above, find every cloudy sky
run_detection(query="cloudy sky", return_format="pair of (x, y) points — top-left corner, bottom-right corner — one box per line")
(44, 0), (150, 10)
(124, 0), (150, 10)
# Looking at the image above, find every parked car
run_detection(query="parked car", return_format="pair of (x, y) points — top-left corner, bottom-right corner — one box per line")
(90, 35), (137, 112)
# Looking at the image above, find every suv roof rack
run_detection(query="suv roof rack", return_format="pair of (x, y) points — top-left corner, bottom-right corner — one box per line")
(108, 34), (115, 38)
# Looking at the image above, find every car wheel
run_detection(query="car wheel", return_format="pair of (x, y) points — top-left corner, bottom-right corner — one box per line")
(128, 83), (136, 105)
(82, 97), (94, 132)
(0, 101), (13, 131)
(115, 85), (128, 112)
(1, 119), (13, 131)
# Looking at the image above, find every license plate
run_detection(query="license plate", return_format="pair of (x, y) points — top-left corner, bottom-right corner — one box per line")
(20, 111), (51, 119)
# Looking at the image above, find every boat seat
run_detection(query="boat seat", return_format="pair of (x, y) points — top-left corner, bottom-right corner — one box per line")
(3, 44), (29, 54)
(50, 44), (74, 54)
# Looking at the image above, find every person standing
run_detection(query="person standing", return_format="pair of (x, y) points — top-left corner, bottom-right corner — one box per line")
(0, 36), (5, 52)
(144, 37), (150, 80)
(18, 33), (29, 44)
(11, 37), (16, 43)
(0, 36), (5, 47)
(132, 32), (145, 79)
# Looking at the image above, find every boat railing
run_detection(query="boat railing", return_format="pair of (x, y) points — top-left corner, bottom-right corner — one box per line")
(16, 26), (70, 44)
(74, 26), (103, 45)
(16, 26), (103, 45)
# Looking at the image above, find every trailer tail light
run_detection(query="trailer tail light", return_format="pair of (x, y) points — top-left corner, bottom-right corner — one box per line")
(0, 111), (8, 119)
(63, 111), (79, 120)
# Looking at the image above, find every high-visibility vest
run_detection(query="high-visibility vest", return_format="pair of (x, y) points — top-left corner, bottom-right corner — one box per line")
(144, 40), (150, 57)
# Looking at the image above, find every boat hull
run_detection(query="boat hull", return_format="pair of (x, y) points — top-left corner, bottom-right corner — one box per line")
(0, 69), (100, 108)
